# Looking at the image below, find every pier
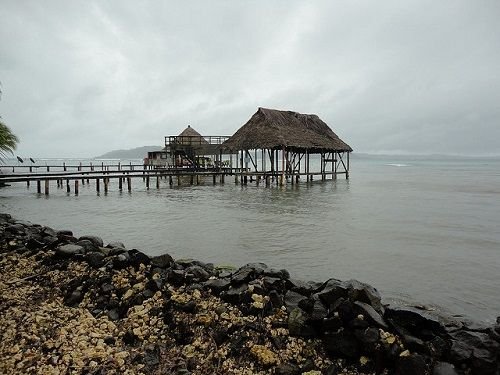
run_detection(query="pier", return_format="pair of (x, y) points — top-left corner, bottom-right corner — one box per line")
(0, 160), (347, 196)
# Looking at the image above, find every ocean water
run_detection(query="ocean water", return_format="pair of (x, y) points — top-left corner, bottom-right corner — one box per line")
(1, 154), (499, 323)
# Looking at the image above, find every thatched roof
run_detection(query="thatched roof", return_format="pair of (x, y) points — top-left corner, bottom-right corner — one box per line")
(222, 108), (352, 152)
(176, 125), (209, 145)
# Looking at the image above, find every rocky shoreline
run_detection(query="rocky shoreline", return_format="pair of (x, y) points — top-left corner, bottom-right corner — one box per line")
(0, 213), (499, 374)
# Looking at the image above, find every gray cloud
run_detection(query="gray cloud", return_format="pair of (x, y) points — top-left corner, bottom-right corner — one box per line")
(1, 0), (499, 157)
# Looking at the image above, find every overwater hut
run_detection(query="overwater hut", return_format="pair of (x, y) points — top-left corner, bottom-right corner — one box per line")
(221, 107), (352, 184)
(166, 126), (229, 168)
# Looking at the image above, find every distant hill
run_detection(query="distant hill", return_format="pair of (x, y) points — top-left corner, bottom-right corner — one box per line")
(95, 146), (163, 159)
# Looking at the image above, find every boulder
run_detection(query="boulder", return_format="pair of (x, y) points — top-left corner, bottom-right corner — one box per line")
(288, 308), (315, 338)
(353, 301), (388, 329)
(106, 241), (125, 249)
(56, 244), (85, 257)
(150, 253), (174, 268)
(433, 362), (460, 375)
(284, 290), (308, 312)
(202, 279), (230, 295)
(128, 249), (150, 267)
(78, 235), (104, 248)
(322, 329), (360, 358)
(76, 239), (99, 253)
(385, 306), (446, 339)
(450, 329), (499, 374)
(395, 353), (427, 375)
(220, 284), (250, 304)
(86, 251), (106, 268)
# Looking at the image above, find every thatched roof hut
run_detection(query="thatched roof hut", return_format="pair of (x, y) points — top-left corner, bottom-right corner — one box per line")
(221, 108), (352, 153)
(176, 125), (209, 145)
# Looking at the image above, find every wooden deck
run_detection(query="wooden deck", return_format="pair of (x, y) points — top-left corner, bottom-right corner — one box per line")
(0, 162), (347, 195)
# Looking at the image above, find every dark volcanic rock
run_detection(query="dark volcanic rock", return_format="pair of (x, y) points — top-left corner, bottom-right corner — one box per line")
(395, 353), (427, 375)
(323, 329), (360, 358)
(385, 306), (446, 339)
(449, 329), (499, 374)
(76, 239), (99, 253)
(433, 362), (460, 375)
(150, 253), (174, 268)
(86, 251), (106, 268)
(288, 308), (315, 338)
(353, 301), (388, 329)
(202, 278), (230, 295)
(56, 244), (85, 257)
(106, 241), (125, 249)
(284, 290), (308, 312)
(220, 284), (249, 304)
(128, 249), (150, 267)
(78, 235), (104, 248)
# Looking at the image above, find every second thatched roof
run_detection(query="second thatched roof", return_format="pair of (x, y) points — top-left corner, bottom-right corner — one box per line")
(221, 108), (352, 153)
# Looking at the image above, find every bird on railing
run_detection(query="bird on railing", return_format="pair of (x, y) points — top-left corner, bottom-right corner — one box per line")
(17, 156), (24, 163)
(29, 158), (35, 163)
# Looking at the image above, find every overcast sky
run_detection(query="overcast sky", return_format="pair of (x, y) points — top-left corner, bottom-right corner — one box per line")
(1, 1), (499, 158)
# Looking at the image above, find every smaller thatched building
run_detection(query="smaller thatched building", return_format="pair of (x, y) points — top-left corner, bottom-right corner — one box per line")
(222, 107), (352, 183)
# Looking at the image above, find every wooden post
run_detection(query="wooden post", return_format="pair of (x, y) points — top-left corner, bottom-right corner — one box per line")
(146, 175), (150, 189)
(44, 180), (49, 195)
(346, 152), (350, 179)
(118, 177), (123, 191)
(190, 175), (194, 185)
(63, 162), (67, 171)
(66, 180), (70, 193)
(26, 180), (30, 188)
(96, 178), (100, 193)
(169, 175), (173, 186)
(29, 166), (32, 173)
(104, 178), (108, 193)
(177, 175), (181, 186)
(280, 147), (285, 186)
(197, 175), (200, 185)
(213, 174), (216, 185)
(220, 173), (225, 184)
(127, 177), (131, 192)
(156, 176), (160, 189)
(74, 180), (79, 195)
(37, 180), (41, 194)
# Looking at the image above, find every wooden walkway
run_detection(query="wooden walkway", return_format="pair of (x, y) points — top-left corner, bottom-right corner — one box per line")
(0, 163), (346, 195)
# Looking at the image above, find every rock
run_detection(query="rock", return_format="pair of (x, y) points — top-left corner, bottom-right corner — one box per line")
(128, 249), (150, 267)
(65, 290), (84, 306)
(144, 345), (160, 367)
(113, 252), (131, 269)
(354, 327), (380, 353)
(78, 235), (104, 248)
(202, 278), (230, 294)
(288, 308), (315, 338)
(268, 290), (284, 309)
(450, 329), (499, 374)
(108, 308), (120, 321)
(385, 306), (446, 339)
(395, 353), (427, 375)
(309, 295), (328, 321)
(231, 267), (254, 284)
(284, 290), (308, 312)
(433, 362), (460, 375)
(185, 265), (210, 282)
(322, 329), (360, 358)
(76, 239), (98, 253)
(85, 251), (105, 268)
(353, 301), (388, 329)
(262, 276), (285, 291)
(56, 244), (84, 257)
(220, 284), (249, 304)
(151, 253), (174, 268)
(56, 229), (73, 237)
(316, 278), (347, 306)
(275, 363), (300, 375)
(107, 241), (125, 249)
(41, 226), (57, 238)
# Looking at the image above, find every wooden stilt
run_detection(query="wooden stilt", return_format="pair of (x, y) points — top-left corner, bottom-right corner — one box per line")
(127, 177), (131, 192)
(37, 180), (41, 194)
(118, 177), (122, 191)
(66, 180), (70, 193)
(44, 180), (49, 195)
(104, 178), (108, 193)
(156, 176), (160, 189)
(74, 180), (79, 195)
(96, 178), (100, 193)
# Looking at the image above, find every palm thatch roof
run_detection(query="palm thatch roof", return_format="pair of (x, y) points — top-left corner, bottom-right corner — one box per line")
(221, 108), (352, 153)
(176, 125), (209, 145)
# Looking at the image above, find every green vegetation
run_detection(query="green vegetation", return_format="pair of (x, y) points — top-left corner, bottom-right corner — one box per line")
(0, 119), (19, 159)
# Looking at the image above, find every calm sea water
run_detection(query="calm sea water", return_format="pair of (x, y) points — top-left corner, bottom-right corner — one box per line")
(1, 154), (499, 323)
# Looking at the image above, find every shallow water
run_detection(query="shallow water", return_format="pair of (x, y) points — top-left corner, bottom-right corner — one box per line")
(1, 154), (499, 323)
